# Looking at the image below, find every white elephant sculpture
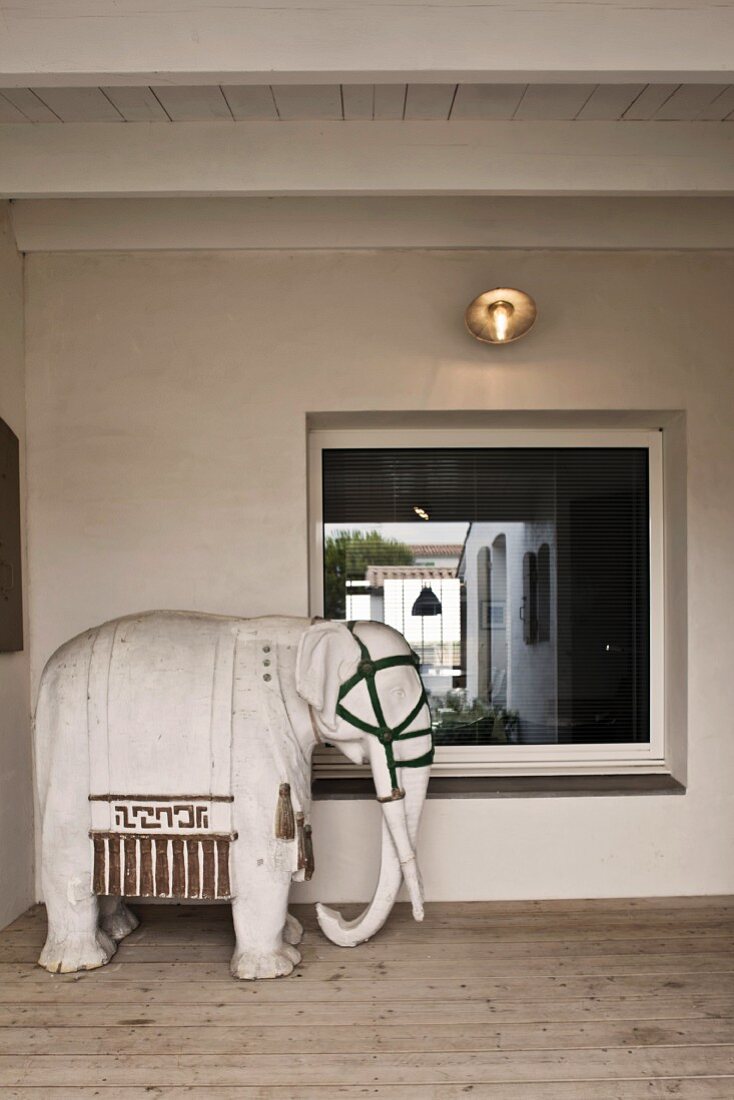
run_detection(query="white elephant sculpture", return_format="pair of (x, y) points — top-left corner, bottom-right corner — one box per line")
(35, 612), (433, 978)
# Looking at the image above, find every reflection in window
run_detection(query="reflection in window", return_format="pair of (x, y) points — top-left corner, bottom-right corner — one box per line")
(522, 550), (538, 645)
(476, 547), (491, 706)
(538, 543), (551, 643)
(322, 447), (650, 748)
(490, 535), (508, 710)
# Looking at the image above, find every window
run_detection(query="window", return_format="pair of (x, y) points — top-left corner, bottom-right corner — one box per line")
(310, 428), (664, 776)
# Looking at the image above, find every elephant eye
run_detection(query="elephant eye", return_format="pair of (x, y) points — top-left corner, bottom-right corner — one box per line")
(391, 686), (406, 699)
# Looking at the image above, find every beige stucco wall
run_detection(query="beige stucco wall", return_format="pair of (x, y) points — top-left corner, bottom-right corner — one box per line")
(0, 203), (33, 927)
(24, 246), (734, 902)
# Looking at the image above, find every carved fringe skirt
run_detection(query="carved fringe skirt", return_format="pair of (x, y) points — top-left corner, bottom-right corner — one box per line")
(91, 832), (232, 899)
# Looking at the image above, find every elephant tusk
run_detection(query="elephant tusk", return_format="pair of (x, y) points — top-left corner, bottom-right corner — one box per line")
(315, 903), (364, 948)
(316, 766), (430, 948)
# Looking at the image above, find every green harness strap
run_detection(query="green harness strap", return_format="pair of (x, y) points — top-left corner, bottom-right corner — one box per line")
(336, 622), (434, 798)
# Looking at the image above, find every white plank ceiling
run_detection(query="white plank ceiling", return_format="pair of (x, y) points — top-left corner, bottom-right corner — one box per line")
(1, 83), (733, 123)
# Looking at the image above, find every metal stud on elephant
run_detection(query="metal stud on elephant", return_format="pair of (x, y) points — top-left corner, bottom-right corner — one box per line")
(35, 612), (433, 978)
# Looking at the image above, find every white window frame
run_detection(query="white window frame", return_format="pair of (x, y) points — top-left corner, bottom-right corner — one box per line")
(309, 427), (665, 778)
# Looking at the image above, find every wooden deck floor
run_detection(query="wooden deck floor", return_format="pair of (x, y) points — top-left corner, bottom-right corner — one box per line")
(2, 898), (734, 1097)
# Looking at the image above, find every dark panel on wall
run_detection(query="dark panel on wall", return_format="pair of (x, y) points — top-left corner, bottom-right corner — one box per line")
(0, 419), (23, 652)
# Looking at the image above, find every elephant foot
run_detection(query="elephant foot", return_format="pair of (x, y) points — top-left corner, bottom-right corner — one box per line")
(39, 928), (117, 974)
(230, 942), (301, 980)
(284, 912), (303, 945)
(100, 900), (139, 942)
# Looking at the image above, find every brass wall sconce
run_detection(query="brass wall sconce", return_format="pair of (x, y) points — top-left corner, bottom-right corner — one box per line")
(465, 288), (537, 345)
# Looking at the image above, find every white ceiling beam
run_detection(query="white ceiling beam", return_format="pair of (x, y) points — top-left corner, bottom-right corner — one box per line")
(1, 2), (733, 87)
(13, 197), (734, 253)
(1, 121), (733, 199)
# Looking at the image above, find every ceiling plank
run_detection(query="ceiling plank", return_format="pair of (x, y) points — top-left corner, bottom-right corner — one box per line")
(0, 92), (32, 122)
(6, 82), (734, 126)
(622, 84), (680, 120)
(696, 86), (734, 121)
(404, 84), (457, 120)
(221, 85), (278, 121)
(0, 88), (59, 122)
(30, 87), (123, 122)
(103, 86), (169, 122)
(3, 120), (733, 198)
(654, 83), (730, 120)
(450, 85), (526, 120)
(150, 86), (231, 121)
(342, 85), (373, 121)
(373, 85), (406, 121)
(575, 85), (645, 121)
(271, 85), (342, 120)
(513, 84), (597, 120)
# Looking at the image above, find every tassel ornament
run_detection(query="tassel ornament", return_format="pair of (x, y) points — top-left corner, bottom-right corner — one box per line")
(296, 812), (315, 880)
(296, 811), (306, 870)
(304, 823), (315, 881)
(275, 782), (296, 841)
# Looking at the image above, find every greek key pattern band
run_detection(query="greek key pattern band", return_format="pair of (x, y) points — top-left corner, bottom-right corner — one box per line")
(113, 802), (210, 831)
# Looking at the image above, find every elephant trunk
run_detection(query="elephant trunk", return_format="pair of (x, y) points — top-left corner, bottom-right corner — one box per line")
(316, 758), (430, 948)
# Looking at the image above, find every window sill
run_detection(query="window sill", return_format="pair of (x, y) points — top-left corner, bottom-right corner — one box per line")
(312, 774), (685, 800)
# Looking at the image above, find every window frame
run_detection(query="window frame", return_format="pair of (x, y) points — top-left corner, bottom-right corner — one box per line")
(309, 426), (665, 778)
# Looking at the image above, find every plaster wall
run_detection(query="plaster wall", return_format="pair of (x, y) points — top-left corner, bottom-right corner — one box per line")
(0, 202), (33, 927)
(24, 246), (734, 903)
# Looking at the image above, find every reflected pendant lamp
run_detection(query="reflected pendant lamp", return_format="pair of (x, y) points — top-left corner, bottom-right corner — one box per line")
(412, 586), (443, 617)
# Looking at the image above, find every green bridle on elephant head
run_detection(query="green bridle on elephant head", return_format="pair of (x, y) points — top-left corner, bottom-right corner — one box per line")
(335, 622), (434, 801)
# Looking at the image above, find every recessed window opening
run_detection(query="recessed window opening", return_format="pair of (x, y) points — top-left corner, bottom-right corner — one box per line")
(311, 429), (664, 776)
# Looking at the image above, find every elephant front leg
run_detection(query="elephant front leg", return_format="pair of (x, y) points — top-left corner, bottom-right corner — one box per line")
(230, 877), (301, 980)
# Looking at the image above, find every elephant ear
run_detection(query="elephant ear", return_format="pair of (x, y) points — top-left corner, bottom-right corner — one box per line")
(296, 621), (361, 732)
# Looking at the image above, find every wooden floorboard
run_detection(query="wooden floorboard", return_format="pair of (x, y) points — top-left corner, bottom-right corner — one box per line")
(6, 1087), (734, 1099)
(2, 900), (734, 1097)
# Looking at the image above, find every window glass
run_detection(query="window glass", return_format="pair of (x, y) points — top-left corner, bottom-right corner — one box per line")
(322, 448), (650, 747)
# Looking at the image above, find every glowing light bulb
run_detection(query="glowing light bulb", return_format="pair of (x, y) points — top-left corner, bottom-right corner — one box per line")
(413, 506), (430, 521)
(488, 300), (515, 342)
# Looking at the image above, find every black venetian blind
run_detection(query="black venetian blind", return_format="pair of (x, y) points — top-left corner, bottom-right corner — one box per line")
(323, 448), (650, 746)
